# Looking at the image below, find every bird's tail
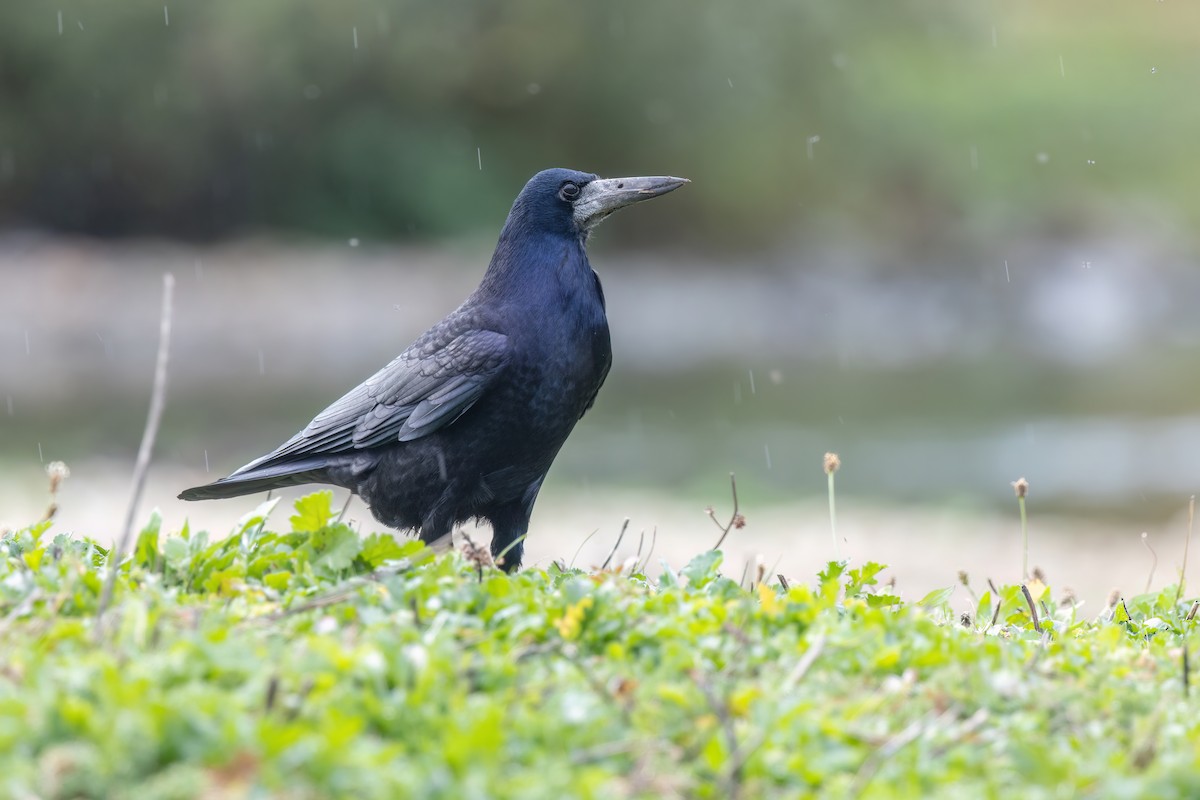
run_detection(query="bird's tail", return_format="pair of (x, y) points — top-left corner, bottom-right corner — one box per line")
(178, 457), (331, 501)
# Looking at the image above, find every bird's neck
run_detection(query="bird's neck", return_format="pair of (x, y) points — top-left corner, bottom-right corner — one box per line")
(478, 226), (594, 306)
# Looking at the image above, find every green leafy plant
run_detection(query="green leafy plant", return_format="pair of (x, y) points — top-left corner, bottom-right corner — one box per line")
(2, 493), (1200, 799)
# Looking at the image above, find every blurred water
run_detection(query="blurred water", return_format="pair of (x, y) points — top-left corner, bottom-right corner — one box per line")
(3, 236), (1200, 521)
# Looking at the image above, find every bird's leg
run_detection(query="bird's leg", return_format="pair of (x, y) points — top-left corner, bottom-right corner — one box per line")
(418, 507), (455, 551)
(486, 501), (532, 573)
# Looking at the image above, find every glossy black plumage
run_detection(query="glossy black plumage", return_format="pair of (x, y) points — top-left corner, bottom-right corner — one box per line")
(180, 168), (687, 570)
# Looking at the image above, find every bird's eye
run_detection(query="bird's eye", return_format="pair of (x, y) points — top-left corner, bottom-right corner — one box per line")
(559, 182), (581, 201)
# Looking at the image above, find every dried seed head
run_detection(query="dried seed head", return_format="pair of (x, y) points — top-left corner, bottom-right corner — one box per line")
(959, 613), (972, 628)
(824, 452), (841, 475)
(1106, 588), (1121, 609)
(957, 570), (970, 586)
(1059, 586), (1078, 607)
(458, 533), (495, 570)
(1011, 477), (1029, 499)
(732, 513), (747, 530)
(46, 460), (70, 494)
(1031, 566), (1046, 584)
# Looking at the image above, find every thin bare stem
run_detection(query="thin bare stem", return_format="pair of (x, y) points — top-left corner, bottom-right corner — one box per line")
(1019, 496), (1028, 581)
(1177, 495), (1195, 606)
(570, 529), (601, 569)
(336, 493), (353, 523)
(1020, 584), (1042, 633)
(827, 469), (840, 561)
(1142, 532), (1158, 595)
(96, 273), (174, 630)
(637, 528), (657, 574)
(601, 518), (630, 570)
(709, 473), (743, 551)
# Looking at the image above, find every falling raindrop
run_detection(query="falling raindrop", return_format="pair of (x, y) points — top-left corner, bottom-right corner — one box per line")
(163, 5), (169, 26)
(352, 26), (358, 49)
(764, 444), (772, 469)
(204, 449), (210, 472)
(1004, 260), (1010, 282)
(348, 237), (360, 247)
(57, 10), (63, 35)
(727, 77), (734, 88)
(1150, 66), (1158, 75)
(1059, 55), (1066, 78)
(748, 369), (756, 395)
(991, 26), (997, 48)
(477, 147), (483, 171)
(37, 442), (43, 462)
(806, 135), (821, 160)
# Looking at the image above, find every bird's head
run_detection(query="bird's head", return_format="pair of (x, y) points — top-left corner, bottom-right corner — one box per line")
(507, 168), (689, 240)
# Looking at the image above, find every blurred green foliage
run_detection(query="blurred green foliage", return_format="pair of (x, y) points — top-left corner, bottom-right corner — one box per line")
(5, 491), (1200, 797)
(1, 1), (1198, 252)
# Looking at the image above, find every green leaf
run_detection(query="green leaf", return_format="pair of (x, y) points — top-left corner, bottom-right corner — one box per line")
(917, 586), (955, 609)
(237, 497), (282, 540)
(312, 525), (362, 574)
(847, 561), (886, 596)
(162, 536), (189, 569)
(290, 491), (334, 533)
(680, 550), (723, 588)
(133, 512), (162, 571)
(263, 571), (292, 591)
(358, 533), (408, 569)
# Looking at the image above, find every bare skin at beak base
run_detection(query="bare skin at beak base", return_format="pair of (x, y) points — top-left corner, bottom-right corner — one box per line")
(574, 176), (690, 229)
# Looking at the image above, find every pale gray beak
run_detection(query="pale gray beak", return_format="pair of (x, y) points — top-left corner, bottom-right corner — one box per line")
(573, 175), (690, 230)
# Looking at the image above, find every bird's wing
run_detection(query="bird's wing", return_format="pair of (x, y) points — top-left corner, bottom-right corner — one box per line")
(260, 327), (510, 463)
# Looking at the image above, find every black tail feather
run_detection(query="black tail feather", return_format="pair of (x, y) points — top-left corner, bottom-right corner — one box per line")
(178, 457), (330, 501)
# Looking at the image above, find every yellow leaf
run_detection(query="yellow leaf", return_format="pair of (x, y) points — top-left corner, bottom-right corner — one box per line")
(1025, 578), (1047, 602)
(757, 582), (783, 616)
(555, 597), (594, 640)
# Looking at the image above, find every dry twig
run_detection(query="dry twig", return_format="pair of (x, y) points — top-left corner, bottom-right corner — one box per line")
(96, 273), (175, 630)
(708, 473), (744, 550)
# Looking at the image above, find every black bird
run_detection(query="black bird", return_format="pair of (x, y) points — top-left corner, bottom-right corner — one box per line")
(180, 168), (688, 571)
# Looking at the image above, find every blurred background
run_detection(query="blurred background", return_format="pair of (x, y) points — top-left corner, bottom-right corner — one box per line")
(4, 0), (1200, 606)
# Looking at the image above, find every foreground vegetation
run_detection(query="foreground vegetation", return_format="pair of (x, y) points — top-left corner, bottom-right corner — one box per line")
(1, 491), (1198, 799)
